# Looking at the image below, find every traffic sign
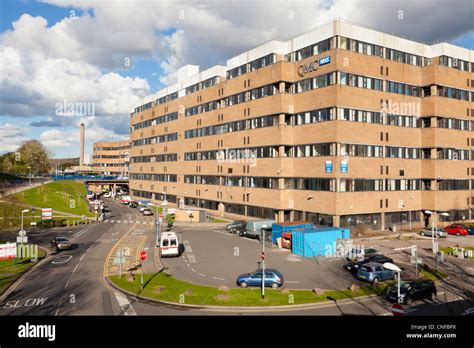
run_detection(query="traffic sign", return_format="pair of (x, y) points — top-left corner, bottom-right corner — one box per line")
(391, 303), (404, 316)
(18, 230), (26, 237)
(139, 250), (147, 262)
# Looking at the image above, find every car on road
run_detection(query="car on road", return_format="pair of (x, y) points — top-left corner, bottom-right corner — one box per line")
(343, 254), (394, 273)
(142, 208), (153, 216)
(356, 262), (397, 285)
(159, 231), (180, 257)
(120, 195), (132, 205)
(236, 269), (284, 289)
(419, 228), (448, 238)
(444, 224), (469, 236)
(51, 237), (72, 251)
(225, 220), (246, 232)
(345, 247), (380, 261)
(386, 279), (437, 305)
(129, 201), (138, 208)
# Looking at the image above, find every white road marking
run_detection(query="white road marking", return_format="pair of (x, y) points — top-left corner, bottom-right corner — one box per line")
(198, 273), (206, 277)
(52, 255), (73, 264)
(80, 254), (86, 262)
(212, 276), (225, 281)
(117, 220), (121, 223)
(113, 292), (137, 316)
(72, 224), (96, 238)
(64, 279), (70, 289)
(72, 264), (79, 273)
(191, 268), (197, 273)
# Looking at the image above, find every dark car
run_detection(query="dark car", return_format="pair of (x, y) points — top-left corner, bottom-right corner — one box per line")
(343, 254), (394, 273)
(345, 247), (379, 261)
(386, 279), (437, 305)
(236, 269), (284, 289)
(225, 220), (246, 233)
(129, 201), (138, 208)
(444, 224), (469, 236)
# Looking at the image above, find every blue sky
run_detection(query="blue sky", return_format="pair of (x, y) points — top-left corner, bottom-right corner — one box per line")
(0, 0), (472, 160)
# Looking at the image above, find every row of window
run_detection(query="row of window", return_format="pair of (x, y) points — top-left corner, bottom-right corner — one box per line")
(226, 54), (277, 79)
(185, 83), (279, 116)
(386, 81), (421, 97)
(133, 112), (178, 130)
(92, 163), (128, 167)
(183, 143), (470, 161)
(92, 154), (128, 159)
(185, 76), (219, 95)
(185, 115), (278, 139)
(130, 173), (177, 182)
(439, 56), (473, 72)
(293, 72), (336, 93)
(131, 133), (178, 147)
(340, 72), (384, 91)
(285, 37), (335, 62)
(94, 145), (130, 151)
(130, 154), (178, 163)
(437, 117), (471, 131)
(436, 85), (471, 101)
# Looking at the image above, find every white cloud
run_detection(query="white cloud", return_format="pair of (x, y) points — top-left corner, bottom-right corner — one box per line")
(0, 123), (28, 153)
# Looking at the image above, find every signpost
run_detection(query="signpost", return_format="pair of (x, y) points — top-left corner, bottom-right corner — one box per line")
(383, 262), (402, 303)
(139, 250), (147, 289)
(391, 303), (404, 316)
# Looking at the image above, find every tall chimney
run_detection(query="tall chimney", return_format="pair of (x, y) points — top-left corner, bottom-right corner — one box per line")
(80, 122), (85, 166)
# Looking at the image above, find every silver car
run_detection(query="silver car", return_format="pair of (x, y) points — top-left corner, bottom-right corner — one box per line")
(420, 228), (447, 238)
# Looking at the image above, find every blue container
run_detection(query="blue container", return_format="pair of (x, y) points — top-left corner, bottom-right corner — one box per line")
(271, 222), (314, 244)
(292, 227), (350, 257)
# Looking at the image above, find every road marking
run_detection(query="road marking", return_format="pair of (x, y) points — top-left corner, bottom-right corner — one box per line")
(72, 224), (96, 239)
(191, 268), (197, 273)
(129, 221), (133, 223)
(186, 263), (191, 267)
(286, 280), (301, 283)
(72, 264), (79, 273)
(52, 255), (72, 264)
(198, 273), (206, 277)
(212, 276), (224, 281)
(64, 279), (70, 289)
(114, 292), (137, 316)
(80, 254), (86, 262)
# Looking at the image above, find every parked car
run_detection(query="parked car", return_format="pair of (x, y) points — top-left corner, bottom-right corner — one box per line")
(236, 269), (284, 289)
(138, 205), (149, 212)
(343, 254), (394, 273)
(51, 237), (72, 251)
(467, 225), (474, 235)
(142, 208), (153, 216)
(225, 220), (246, 232)
(129, 201), (138, 208)
(386, 279), (437, 305)
(345, 247), (380, 261)
(356, 262), (397, 285)
(420, 228), (448, 238)
(444, 224), (469, 236)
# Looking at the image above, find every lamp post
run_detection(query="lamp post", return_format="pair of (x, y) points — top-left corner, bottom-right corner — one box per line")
(383, 262), (402, 303)
(409, 196), (415, 231)
(27, 166), (31, 186)
(425, 210), (449, 270)
(261, 224), (268, 301)
(21, 209), (29, 231)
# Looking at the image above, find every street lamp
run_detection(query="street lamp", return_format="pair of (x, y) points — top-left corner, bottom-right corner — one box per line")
(424, 210), (449, 262)
(27, 166), (31, 186)
(383, 262), (402, 303)
(261, 224), (268, 301)
(21, 209), (29, 231)
(409, 196), (415, 231)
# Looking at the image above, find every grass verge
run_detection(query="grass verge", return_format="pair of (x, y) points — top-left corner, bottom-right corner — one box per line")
(109, 272), (389, 307)
(440, 246), (473, 262)
(0, 248), (46, 293)
(11, 180), (94, 217)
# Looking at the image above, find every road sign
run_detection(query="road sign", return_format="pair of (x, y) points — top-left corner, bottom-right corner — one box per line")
(30, 222), (37, 226)
(410, 257), (423, 264)
(391, 303), (404, 316)
(17, 236), (28, 244)
(159, 217), (163, 223)
(139, 250), (147, 262)
(41, 208), (52, 220)
(18, 230), (26, 237)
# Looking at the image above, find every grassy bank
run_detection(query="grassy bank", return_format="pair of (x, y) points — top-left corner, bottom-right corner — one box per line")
(0, 248), (46, 293)
(109, 272), (386, 307)
(11, 180), (94, 217)
(440, 246), (474, 262)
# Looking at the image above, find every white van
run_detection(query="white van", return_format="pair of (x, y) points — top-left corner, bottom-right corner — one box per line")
(159, 232), (180, 257)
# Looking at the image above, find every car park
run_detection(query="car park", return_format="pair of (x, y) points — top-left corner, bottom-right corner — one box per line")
(51, 237), (72, 251)
(386, 279), (437, 305)
(345, 247), (380, 261)
(343, 254), (394, 273)
(356, 262), (397, 285)
(444, 224), (469, 236)
(420, 228), (447, 238)
(236, 269), (284, 289)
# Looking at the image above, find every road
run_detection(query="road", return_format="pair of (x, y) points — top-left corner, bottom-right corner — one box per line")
(0, 199), (472, 316)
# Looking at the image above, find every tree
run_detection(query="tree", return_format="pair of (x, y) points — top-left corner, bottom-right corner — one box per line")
(17, 140), (51, 174)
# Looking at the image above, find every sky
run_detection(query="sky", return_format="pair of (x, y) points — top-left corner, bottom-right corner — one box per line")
(0, 0), (473, 160)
